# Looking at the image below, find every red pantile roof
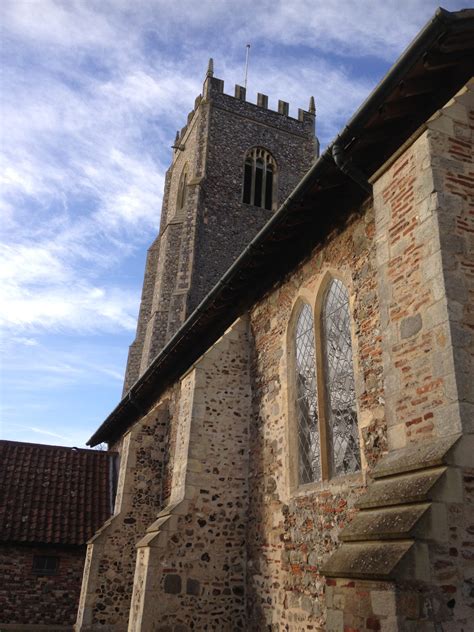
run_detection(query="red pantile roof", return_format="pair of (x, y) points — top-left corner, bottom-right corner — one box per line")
(0, 440), (115, 545)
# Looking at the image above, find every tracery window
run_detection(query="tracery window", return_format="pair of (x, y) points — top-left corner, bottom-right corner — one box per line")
(176, 166), (188, 211)
(295, 303), (321, 484)
(242, 147), (276, 210)
(322, 279), (361, 477)
(291, 277), (361, 487)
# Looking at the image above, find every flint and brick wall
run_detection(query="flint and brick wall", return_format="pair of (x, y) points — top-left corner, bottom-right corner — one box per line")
(428, 83), (474, 434)
(128, 317), (252, 630)
(246, 203), (386, 630)
(75, 401), (172, 631)
(0, 544), (84, 627)
(320, 82), (474, 632)
(372, 82), (473, 450)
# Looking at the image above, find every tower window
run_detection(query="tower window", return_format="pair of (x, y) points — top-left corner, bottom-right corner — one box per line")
(177, 167), (188, 211)
(242, 148), (276, 210)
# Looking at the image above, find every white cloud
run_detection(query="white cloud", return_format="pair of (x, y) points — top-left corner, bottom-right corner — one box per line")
(238, 1), (433, 61)
(2, 0), (119, 51)
(1, 0), (468, 445)
(1, 277), (138, 333)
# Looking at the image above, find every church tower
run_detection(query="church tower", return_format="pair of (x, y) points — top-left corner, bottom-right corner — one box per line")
(123, 60), (318, 393)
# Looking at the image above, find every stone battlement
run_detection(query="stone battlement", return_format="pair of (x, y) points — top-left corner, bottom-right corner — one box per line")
(173, 59), (316, 152)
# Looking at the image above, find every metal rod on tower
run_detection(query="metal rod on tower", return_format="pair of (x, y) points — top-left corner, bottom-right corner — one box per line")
(244, 44), (250, 90)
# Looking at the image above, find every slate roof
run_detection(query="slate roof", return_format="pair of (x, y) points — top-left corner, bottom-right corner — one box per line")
(0, 440), (114, 546)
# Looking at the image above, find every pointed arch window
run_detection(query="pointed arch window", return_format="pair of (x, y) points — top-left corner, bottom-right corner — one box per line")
(176, 166), (188, 211)
(290, 277), (361, 488)
(242, 148), (276, 210)
(295, 303), (321, 484)
(322, 279), (361, 478)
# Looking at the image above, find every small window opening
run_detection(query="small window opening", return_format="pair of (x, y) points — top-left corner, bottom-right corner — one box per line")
(32, 555), (59, 576)
(177, 168), (188, 211)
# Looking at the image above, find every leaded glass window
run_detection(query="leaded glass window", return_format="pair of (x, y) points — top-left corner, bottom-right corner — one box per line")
(242, 147), (276, 210)
(295, 303), (321, 484)
(322, 279), (361, 477)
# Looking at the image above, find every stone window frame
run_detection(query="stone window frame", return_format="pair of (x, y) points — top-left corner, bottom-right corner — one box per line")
(286, 270), (364, 494)
(242, 146), (277, 211)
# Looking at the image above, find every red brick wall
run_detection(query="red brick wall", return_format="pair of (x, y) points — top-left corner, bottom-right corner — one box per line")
(372, 85), (472, 450)
(0, 544), (85, 625)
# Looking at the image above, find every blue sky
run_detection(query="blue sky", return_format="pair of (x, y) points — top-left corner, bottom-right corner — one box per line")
(1, 0), (470, 448)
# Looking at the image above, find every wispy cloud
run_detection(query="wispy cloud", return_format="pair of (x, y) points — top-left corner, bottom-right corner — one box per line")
(25, 426), (71, 441)
(1, 0), (467, 445)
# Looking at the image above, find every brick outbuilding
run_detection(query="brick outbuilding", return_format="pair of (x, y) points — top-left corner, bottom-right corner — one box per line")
(0, 441), (115, 630)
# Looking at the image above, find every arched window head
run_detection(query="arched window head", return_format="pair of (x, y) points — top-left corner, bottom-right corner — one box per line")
(322, 279), (361, 477)
(176, 167), (188, 211)
(242, 148), (276, 210)
(294, 303), (321, 484)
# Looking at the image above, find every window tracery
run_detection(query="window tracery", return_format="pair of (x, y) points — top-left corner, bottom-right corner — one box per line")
(290, 277), (361, 488)
(322, 279), (361, 477)
(295, 303), (321, 484)
(242, 147), (276, 210)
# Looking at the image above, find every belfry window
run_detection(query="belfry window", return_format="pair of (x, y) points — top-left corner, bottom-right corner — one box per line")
(176, 167), (188, 211)
(290, 277), (361, 488)
(242, 148), (276, 210)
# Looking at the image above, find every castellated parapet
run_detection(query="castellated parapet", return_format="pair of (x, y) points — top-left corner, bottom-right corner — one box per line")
(123, 61), (318, 393)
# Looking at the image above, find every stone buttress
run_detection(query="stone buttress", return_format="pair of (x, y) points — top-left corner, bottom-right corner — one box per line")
(128, 317), (252, 630)
(321, 82), (474, 632)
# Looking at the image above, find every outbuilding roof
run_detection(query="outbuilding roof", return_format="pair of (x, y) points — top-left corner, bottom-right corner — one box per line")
(89, 8), (474, 446)
(0, 440), (114, 546)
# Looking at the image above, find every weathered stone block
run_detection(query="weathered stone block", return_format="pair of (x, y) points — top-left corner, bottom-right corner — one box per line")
(372, 433), (460, 479)
(339, 503), (430, 542)
(164, 574), (181, 595)
(400, 314), (422, 339)
(186, 578), (200, 596)
(355, 467), (446, 510)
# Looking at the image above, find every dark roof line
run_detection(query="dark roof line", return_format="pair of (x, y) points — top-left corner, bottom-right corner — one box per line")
(88, 8), (474, 446)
